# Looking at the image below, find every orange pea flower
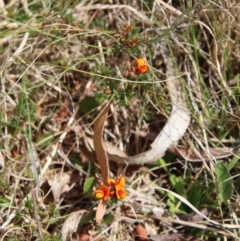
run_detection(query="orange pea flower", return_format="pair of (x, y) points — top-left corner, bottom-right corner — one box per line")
(133, 58), (148, 75)
(107, 178), (116, 186)
(115, 177), (126, 186)
(115, 184), (128, 199)
(113, 177), (127, 199)
(107, 177), (125, 186)
(96, 177), (127, 200)
(95, 184), (110, 201)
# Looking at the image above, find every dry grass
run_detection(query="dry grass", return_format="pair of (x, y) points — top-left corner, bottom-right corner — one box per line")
(0, 0), (240, 240)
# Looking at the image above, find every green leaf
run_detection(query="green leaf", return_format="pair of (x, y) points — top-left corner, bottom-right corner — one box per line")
(83, 177), (95, 195)
(187, 182), (202, 208)
(102, 213), (114, 224)
(167, 199), (186, 214)
(78, 211), (96, 228)
(0, 196), (10, 207)
(167, 192), (176, 203)
(169, 175), (185, 196)
(227, 150), (240, 171)
(79, 94), (106, 114)
(215, 163), (233, 203)
(37, 134), (55, 148)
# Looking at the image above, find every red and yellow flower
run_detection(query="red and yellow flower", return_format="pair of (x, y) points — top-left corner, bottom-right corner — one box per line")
(124, 58), (148, 77)
(132, 58), (148, 75)
(95, 177), (127, 201)
(115, 184), (127, 199)
(95, 184), (110, 201)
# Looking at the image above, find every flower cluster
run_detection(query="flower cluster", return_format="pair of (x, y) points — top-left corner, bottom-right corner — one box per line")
(95, 177), (127, 201)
